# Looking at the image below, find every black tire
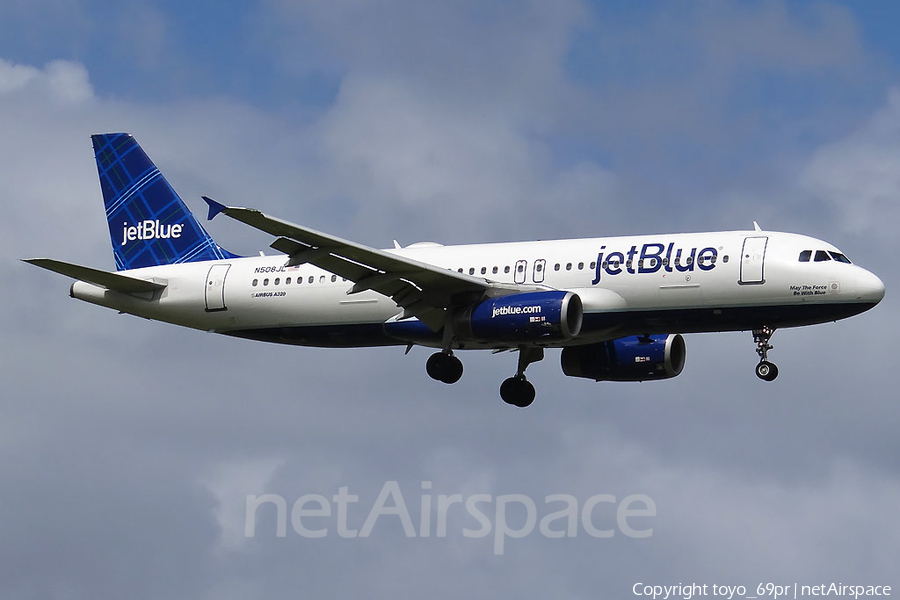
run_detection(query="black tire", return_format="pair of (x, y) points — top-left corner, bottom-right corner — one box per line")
(516, 380), (536, 407)
(500, 377), (536, 408)
(500, 377), (519, 404)
(426, 353), (446, 381)
(441, 355), (463, 384)
(756, 361), (779, 382)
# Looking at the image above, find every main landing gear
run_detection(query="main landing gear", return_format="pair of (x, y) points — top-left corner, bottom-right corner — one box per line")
(500, 348), (543, 408)
(424, 345), (544, 408)
(426, 351), (464, 384)
(752, 326), (779, 382)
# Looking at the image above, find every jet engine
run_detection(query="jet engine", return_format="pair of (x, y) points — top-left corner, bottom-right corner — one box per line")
(560, 334), (686, 381)
(455, 290), (583, 342)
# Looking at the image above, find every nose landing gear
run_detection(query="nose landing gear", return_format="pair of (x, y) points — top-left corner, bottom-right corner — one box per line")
(500, 347), (543, 408)
(752, 326), (779, 381)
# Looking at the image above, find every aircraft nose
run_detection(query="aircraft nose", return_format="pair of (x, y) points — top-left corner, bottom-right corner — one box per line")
(854, 268), (885, 304)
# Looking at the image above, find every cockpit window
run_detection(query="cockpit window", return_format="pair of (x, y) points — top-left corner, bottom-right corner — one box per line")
(814, 250), (831, 262)
(829, 251), (852, 264)
(798, 250), (811, 262)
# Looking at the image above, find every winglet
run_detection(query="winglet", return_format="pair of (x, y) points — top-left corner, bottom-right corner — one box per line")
(203, 196), (228, 221)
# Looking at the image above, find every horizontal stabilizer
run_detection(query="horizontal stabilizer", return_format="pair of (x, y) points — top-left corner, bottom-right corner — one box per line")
(23, 258), (166, 293)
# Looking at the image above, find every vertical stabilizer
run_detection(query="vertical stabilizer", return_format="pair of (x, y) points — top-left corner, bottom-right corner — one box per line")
(92, 133), (239, 270)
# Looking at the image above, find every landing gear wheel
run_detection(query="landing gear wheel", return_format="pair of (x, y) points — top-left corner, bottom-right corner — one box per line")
(441, 355), (463, 384)
(426, 353), (444, 381)
(426, 352), (463, 384)
(500, 376), (535, 408)
(755, 361), (778, 382)
(751, 327), (779, 382)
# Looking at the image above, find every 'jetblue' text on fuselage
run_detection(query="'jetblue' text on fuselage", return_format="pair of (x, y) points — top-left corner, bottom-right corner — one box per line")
(592, 242), (718, 285)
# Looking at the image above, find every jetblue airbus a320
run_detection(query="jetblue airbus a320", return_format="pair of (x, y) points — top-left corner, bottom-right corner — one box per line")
(25, 134), (885, 407)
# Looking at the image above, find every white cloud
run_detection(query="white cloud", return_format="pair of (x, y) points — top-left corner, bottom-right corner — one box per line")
(800, 87), (900, 240)
(201, 457), (286, 553)
(0, 58), (93, 102)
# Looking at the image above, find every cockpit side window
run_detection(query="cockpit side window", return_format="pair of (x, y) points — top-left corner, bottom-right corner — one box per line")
(814, 250), (831, 262)
(829, 251), (852, 264)
(798, 250), (811, 262)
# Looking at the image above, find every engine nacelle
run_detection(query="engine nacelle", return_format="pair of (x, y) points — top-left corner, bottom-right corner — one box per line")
(455, 291), (583, 342)
(560, 334), (686, 382)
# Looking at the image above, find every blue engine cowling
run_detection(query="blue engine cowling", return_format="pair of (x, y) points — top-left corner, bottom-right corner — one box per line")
(560, 334), (686, 381)
(455, 291), (583, 342)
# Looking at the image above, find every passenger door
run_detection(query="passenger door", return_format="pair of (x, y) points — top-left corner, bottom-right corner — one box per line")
(739, 236), (768, 285)
(205, 263), (231, 311)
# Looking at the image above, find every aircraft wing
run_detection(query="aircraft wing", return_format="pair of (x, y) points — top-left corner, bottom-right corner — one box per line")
(23, 258), (167, 293)
(203, 197), (534, 329)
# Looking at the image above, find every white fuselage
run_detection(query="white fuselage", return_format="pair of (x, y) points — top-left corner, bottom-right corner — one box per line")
(70, 230), (885, 349)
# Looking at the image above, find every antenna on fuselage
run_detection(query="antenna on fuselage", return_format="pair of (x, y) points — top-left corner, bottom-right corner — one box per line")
(753, 221), (762, 232)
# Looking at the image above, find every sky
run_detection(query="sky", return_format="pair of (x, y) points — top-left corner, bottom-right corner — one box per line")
(1, 1), (899, 598)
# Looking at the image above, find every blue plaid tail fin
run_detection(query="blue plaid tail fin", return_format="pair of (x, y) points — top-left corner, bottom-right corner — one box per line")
(92, 133), (240, 271)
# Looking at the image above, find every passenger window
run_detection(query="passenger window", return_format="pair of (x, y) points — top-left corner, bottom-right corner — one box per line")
(504, 266), (510, 274)
(308, 276), (314, 284)
(517, 264), (524, 273)
(285, 277), (291, 285)
(829, 252), (852, 264)
(554, 263), (560, 271)
(331, 275), (337, 282)
(469, 267), (475, 275)
(566, 263), (572, 271)
(319, 275), (326, 283)
(814, 250), (831, 262)
(536, 263), (543, 272)
(274, 278), (280, 285)
(481, 267), (487, 274)
(492, 266), (498, 274)
(577, 262), (584, 270)
(722, 255), (729, 263)
(263, 278), (269, 286)
(590, 262), (596, 269)
(458, 268), (463, 273)
(799, 250), (811, 262)
(252, 279), (258, 287)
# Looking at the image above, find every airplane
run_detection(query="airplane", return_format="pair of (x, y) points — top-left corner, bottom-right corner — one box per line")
(24, 133), (885, 407)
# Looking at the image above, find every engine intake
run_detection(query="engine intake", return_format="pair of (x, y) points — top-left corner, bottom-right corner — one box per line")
(455, 291), (583, 342)
(561, 334), (686, 381)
